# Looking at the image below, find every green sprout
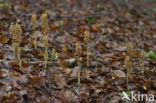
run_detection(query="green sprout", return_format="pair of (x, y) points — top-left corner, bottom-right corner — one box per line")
(86, 16), (96, 24)
(2, 0), (7, 2)
(152, 8), (156, 12)
(51, 82), (55, 86)
(118, 91), (130, 97)
(146, 50), (156, 60)
(0, 0), (10, 7)
(59, 23), (64, 27)
(52, 49), (59, 59)
(125, 11), (131, 16)
(0, 3), (10, 7)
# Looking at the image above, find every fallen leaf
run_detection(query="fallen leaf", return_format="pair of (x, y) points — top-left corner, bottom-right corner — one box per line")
(79, 25), (90, 32)
(1, 38), (9, 44)
(65, 90), (75, 100)
(62, 47), (68, 52)
(91, 24), (101, 32)
(54, 74), (67, 88)
(21, 60), (28, 67)
(112, 70), (126, 78)
(39, 52), (45, 57)
(108, 96), (120, 103)
(70, 67), (78, 78)
(11, 72), (21, 77)
(59, 60), (69, 68)
(63, 68), (72, 74)
(29, 76), (43, 88)
(82, 69), (91, 78)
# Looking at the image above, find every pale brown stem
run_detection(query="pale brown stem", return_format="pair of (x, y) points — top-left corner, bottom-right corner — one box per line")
(44, 60), (47, 68)
(87, 44), (89, 67)
(127, 72), (129, 89)
(45, 46), (48, 55)
(126, 66), (130, 89)
(33, 29), (37, 50)
(19, 59), (22, 69)
(141, 62), (144, 76)
(34, 40), (37, 50)
(13, 47), (16, 58)
(18, 55), (22, 69)
(78, 57), (81, 85)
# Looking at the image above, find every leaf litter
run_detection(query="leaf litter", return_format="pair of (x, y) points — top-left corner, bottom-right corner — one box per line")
(0, 0), (156, 103)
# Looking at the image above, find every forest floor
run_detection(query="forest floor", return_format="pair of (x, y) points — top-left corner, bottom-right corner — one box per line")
(0, 0), (156, 103)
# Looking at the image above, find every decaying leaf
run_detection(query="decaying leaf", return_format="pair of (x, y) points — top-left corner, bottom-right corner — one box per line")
(1, 38), (9, 44)
(0, 0), (155, 103)
(91, 24), (101, 32)
(54, 74), (67, 88)
(29, 76), (43, 88)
